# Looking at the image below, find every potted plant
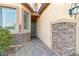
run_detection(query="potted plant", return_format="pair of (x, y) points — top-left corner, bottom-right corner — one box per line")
(0, 28), (11, 55)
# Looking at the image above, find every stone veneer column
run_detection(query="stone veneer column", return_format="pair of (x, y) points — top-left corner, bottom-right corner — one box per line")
(52, 22), (76, 56)
(11, 33), (31, 45)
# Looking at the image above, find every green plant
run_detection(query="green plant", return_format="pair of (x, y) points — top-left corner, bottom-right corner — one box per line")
(0, 28), (11, 55)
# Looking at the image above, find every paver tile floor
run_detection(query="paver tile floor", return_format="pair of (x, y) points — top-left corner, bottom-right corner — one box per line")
(9, 38), (56, 56)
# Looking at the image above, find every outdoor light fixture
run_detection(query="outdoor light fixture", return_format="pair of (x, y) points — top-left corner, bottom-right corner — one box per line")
(69, 3), (79, 16)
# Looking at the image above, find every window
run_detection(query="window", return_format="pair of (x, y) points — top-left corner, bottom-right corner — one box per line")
(0, 7), (16, 32)
(0, 8), (2, 28)
(23, 11), (29, 32)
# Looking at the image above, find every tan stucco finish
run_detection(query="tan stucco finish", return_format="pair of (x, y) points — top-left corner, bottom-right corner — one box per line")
(37, 3), (75, 50)
(76, 14), (79, 55)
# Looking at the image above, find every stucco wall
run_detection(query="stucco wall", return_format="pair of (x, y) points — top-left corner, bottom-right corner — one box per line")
(37, 3), (75, 50)
(0, 3), (31, 47)
(21, 4), (31, 33)
(76, 14), (79, 55)
(0, 3), (31, 33)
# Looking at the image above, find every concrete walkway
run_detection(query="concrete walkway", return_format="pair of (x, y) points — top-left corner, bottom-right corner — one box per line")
(9, 38), (56, 56)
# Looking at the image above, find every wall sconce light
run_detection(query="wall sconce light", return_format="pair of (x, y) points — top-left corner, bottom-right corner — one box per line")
(69, 3), (79, 16)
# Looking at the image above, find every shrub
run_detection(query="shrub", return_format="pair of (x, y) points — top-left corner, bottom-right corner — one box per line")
(0, 28), (11, 55)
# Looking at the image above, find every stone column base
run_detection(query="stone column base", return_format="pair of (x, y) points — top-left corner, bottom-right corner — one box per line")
(11, 33), (31, 45)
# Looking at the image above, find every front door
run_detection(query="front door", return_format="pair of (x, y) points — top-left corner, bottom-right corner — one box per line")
(31, 20), (36, 36)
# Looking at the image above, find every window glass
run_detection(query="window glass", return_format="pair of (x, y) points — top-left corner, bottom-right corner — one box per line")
(0, 7), (16, 32)
(23, 12), (29, 31)
(0, 8), (2, 28)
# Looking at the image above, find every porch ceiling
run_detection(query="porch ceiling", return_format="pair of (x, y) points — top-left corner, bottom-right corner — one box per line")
(31, 13), (40, 17)
(22, 3), (50, 14)
(22, 3), (50, 20)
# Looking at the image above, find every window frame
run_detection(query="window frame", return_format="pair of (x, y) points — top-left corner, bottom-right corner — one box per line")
(22, 11), (29, 33)
(0, 8), (2, 28)
(0, 5), (18, 34)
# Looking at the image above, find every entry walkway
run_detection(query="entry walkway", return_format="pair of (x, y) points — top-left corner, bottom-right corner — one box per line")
(9, 38), (56, 56)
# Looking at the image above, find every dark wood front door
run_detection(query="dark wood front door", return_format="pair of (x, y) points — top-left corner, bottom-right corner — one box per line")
(31, 20), (36, 36)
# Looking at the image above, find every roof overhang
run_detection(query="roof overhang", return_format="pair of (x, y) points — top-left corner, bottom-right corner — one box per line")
(22, 3), (50, 14)
(38, 3), (50, 14)
(22, 3), (34, 13)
